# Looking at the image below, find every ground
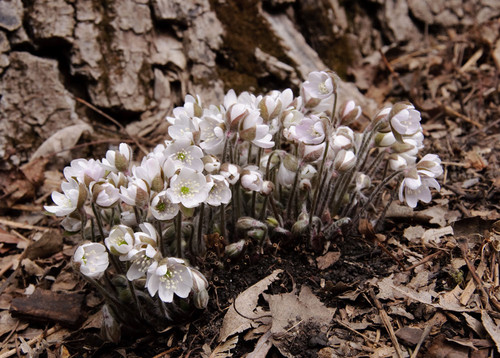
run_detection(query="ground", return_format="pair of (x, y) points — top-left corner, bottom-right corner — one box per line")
(1, 3), (500, 358)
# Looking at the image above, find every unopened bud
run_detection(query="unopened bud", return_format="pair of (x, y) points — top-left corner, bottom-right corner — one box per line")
(247, 228), (266, 242)
(236, 217), (266, 231)
(261, 180), (274, 195)
(333, 150), (356, 172)
(194, 289), (209, 309)
(225, 239), (246, 258)
(340, 100), (361, 125)
(202, 155), (221, 173)
(292, 219), (309, 237)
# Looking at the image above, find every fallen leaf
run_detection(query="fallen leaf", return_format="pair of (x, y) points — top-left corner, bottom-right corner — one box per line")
(30, 123), (94, 161)
(403, 225), (425, 243)
(422, 226), (454, 247)
(219, 269), (282, 342)
(316, 251), (341, 270)
(395, 326), (423, 346)
(209, 336), (238, 358)
(427, 334), (469, 358)
(481, 310), (500, 352)
(265, 286), (334, 334)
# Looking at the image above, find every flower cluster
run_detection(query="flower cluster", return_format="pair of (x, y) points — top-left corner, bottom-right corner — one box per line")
(45, 71), (442, 335)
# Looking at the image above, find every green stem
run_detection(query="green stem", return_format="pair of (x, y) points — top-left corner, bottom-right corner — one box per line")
(286, 163), (301, 221)
(195, 203), (205, 256)
(351, 170), (403, 228)
(175, 212), (183, 258)
(310, 140), (329, 224)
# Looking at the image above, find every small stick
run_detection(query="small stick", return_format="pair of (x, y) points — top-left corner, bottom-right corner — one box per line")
(405, 250), (445, 271)
(368, 289), (405, 358)
(442, 104), (482, 128)
(459, 239), (491, 310)
(410, 316), (435, 358)
(0, 326), (60, 358)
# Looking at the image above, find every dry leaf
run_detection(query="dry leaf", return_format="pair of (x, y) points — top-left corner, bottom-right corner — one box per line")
(209, 336), (238, 358)
(481, 310), (500, 352)
(30, 123), (93, 161)
(422, 226), (454, 246)
(316, 251), (341, 270)
(219, 269), (282, 342)
(403, 225), (425, 243)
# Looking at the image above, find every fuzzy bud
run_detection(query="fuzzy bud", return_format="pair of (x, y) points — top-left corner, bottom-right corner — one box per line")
(225, 239), (247, 258)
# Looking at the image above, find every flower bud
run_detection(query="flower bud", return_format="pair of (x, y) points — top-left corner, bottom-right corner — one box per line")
(236, 217), (267, 231)
(225, 239), (246, 258)
(374, 132), (396, 147)
(265, 217), (279, 228)
(193, 289), (209, 309)
(333, 150), (356, 172)
(240, 167), (263, 192)
(340, 100), (361, 125)
(292, 219), (309, 238)
(202, 155), (221, 173)
(299, 142), (326, 162)
(247, 228), (266, 242)
(261, 180), (274, 195)
(220, 163), (241, 185)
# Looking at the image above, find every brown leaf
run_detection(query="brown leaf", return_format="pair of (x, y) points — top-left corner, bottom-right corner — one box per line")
(25, 229), (63, 260)
(219, 269), (282, 342)
(316, 251), (341, 270)
(427, 334), (469, 358)
(481, 310), (500, 352)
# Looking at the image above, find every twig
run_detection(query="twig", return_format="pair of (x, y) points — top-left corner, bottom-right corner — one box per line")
(0, 218), (50, 232)
(405, 250), (445, 271)
(335, 318), (378, 346)
(410, 315), (435, 358)
(459, 239), (491, 310)
(0, 326), (60, 358)
(368, 289), (405, 358)
(75, 97), (148, 155)
(442, 104), (483, 128)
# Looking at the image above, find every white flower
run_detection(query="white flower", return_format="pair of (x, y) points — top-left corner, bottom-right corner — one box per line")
(302, 71), (334, 100)
(146, 258), (194, 303)
(399, 175), (440, 208)
(200, 109), (226, 155)
(294, 115), (325, 145)
(206, 175), (232, 206)
(389, 103), (422, 137)
(277, 154), (298, 187)
(61, 214), (82, 232)
(164, 139), (204, 172)
(416, 154), (443, 178)
(105, 225), (135, 256)
(124, 224), (159, 280)
(101, 143), (133, 172)
(167, 105), (201, 142)
(240, 166), (263, 192)
(202, 155), (221, 173)
(120, 210), (137, 227)
(167, 168), (212, 208)
(132, 157), (164, 193)
(64, 158), (106, 187)
(151, 191), (180, 220)
(220, 163), (241, 185)
(119, 179), (149, 207)
(74, 243), (109, 279)
(331, 126), (354, 152)
(340, 100), (361, 125)
(333, 150), (356, 172)
(91, 181), (120, 208)
(239, 110), (274, 149)
(299, 142), (326, 163)
(45, 179), (86, 217)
